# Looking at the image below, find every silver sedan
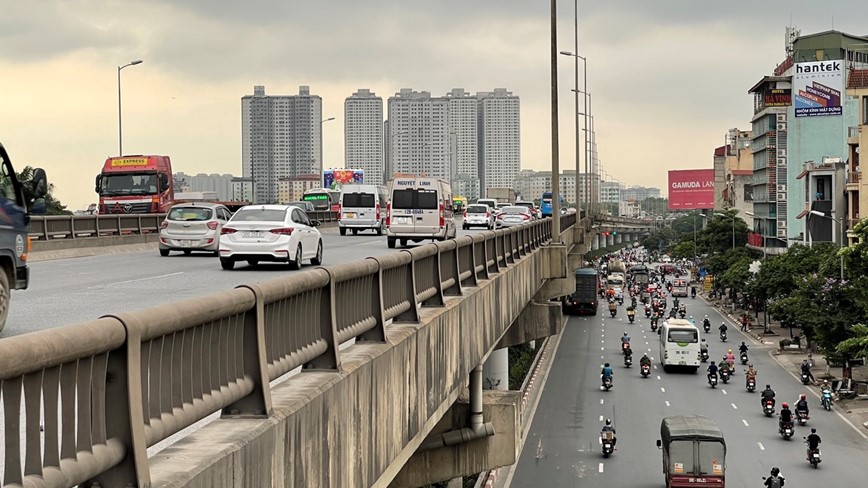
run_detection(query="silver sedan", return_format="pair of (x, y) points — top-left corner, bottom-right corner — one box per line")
(496, 206), (533, 227)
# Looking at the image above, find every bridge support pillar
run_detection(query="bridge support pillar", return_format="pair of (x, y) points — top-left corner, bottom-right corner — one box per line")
(483, 349), (509, 390)
(497, 300), (564, 349)
(392, 390), (521, 487)
(607, 234), (614, 247)
(592, 234), (600, 250)
(615, 233), (622, 245)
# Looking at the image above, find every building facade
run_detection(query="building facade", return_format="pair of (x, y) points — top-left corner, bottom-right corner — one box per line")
(345, 89), (384, 185)
(446, 89), (480, 199)
(621, 186), (662, 201)
(478, 89), (521, 194)
(512, 169), (594, 207)
(600, 180), (624, 203)
(241, 85), (323, 203)
(277, 174), (321, 204)
(845, 69), (868, 245)
(386, 89), (449, 179)
(174, 173), (236, 201)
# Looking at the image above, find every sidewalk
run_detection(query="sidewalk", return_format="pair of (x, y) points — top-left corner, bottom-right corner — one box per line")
(703, 293), (868, 437)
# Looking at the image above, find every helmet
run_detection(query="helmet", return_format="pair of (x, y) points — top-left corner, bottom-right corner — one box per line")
(782, 402), (789, 408)
(811, 428), (816, 433)
(801, 393), (807, 401)
(771, 467), (780, 476)
(766, 384), (771, 389)
(704, 314), (708, 318)
(689, 315), (693, 320)
(728, 349), (732, 353)
(604, 363), (610, 367)
(605, 418), (612, 426)
(741, 341), (746, 345)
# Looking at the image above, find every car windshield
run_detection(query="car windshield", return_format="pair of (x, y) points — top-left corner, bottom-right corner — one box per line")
(515, 202), (534, 209)
(168, 207), (212, 221)
(287, 202), (310, 210)
(231, 208), (287, 222)
(466, 205), (488, 213)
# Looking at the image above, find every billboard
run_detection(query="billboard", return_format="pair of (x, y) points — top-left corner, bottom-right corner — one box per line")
(323, 169), (363, 190)
(794, 60), (843, 117)
(763, 88), (791, 107)
(668, 169), (714, 210)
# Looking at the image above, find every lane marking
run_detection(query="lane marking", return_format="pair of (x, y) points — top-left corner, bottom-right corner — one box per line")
(599, 463), (604, 473)
(99, 271), (183, 287)
(665, 400), (671, 407)
(599, 415), (604, 422)
(660, 387), (666, 393)
(731, 403), (738, 410)
(721, 389), (727, 395)
(601, 347), (604, 351)
(742, 419), (750, 427)
(600, 399), (604, 405)
(656, 375), (661, 380)
(757, 442), (765, 451)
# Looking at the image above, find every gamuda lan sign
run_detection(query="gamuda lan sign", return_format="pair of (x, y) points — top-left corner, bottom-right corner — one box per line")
(668, 169), (714, 210)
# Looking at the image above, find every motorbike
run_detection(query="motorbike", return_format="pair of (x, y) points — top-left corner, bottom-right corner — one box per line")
(641, 363), (650, 378)
(650, 319), (658, 332)
(801, 372), (811, 384)
(601, 433), (615, 458)
(617, 296), (624, 305)
(763, 399), (775, 417)
(691, 289), (696, 299)
(740, 351), (749, 365)
(622, 342), (632, 355)
(703, 320), (711, 333)
(602, 375), (613, 391)
(609, 307), (617, 318)
(700, 350), (709, 363)
(719, 330), (727, 342)
(746, 377), (756, 392)
(796, 410), (809, 426)
(821, 388), (833, 410)
(627, 312), (635, 324)
(708, 374), (718, 388)
(779, 421), (794, 440)
(678, 309), (686, 319)
(720, 369), (730, 384)
(624, 354), (633, 367)
(644, 306), (651, 318)
(805, 439), (821, 469)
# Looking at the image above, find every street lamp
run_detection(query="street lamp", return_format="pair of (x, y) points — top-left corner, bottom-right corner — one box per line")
(809, 210), (845, 281)
(117, 59), (143, 156)
(320, 117), (335, 187)
(745, 210), (773, 334)
(549, 0), (561, 242)
(560, 31), (588, 214)
(714, 211), (737, 250)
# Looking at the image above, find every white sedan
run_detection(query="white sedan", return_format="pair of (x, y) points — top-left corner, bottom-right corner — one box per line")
(218, 205), (324, 270)
(496, 206), (534, 227)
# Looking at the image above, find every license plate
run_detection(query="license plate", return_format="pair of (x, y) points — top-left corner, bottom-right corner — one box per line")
(243, 232), (264, 238)
(180, 240), (192, 247)
(678, 361), (686, 365)
(396, 217), (410, 224)
(344, 212), (356, 218)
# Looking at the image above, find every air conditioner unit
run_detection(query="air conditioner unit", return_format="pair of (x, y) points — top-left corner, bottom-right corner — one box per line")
(777, 228), (788, 237)
(777, 192), (787, 201)
(777, 149), (787, 157)
(778, 220), (787, 228)
(777, 184), (786, 192)
(777, 123), (787, 131)
(776, 114), (787, 122)
(777, 157), (787, 166)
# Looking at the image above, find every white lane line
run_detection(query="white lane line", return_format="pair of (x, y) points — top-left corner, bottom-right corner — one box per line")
(653, 365), (658, 369)
(600, 399), (604, 404)
(660, 387), (666, 393)
(656, 375), (661, 380)
(100, 271), (183, 287)
(601, 340), (605, 343)
(731, 403), (738, 410)
(601, 355), (604, 359)
(742, 419), (750, 427)
(599, 415), (604, 422)
(598, 463), (604, 473)
(665, 400), (671, 406)
(757, 442), (765, 451)
(721, 389), (727, 395)
(645, 341), (649, 345)
(601, 347), (604, 351)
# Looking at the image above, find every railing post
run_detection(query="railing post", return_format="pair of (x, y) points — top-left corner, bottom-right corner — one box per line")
(439, 240), (462, 296)
(406, 248), (445, 307)
(305, 271), (342, 371)
(223, 284), (273, 417)
(359, 257), (388, 341)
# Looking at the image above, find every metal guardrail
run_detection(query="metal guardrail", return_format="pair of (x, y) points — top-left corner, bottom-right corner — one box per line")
(28, 211), (340, 240)
(0, 216), (562, 487)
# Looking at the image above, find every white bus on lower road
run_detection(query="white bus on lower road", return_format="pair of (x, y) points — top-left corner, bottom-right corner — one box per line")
(659, 319), (701, 372)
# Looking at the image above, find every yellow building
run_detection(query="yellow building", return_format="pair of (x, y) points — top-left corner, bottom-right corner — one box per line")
(277, 174), (321, 204)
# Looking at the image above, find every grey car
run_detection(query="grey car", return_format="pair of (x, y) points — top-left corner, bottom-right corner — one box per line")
(159, 202), (232, 256)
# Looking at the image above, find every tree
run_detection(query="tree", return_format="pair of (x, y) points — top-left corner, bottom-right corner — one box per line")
(640, 228), (675, 251)
(697, 210), (750, 256)
(15, 166), (70, 215)
(670, 212), (704, 239)
(717, 255), (752, 295)
(837, 324), (868, 361)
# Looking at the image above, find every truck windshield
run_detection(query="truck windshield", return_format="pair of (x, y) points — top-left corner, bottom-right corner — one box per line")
(100, 174), (157, 196)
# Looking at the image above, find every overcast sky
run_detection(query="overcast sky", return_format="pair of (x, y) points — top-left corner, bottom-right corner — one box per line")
(2, 1), (867, 210)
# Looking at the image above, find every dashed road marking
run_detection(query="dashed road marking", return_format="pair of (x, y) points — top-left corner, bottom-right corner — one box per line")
(600, 399), (604, 405)
(665, 400), (671, 407)
(742, 419), (749, 427)
(721, 390), (727, 395)
(660, 387), (666, 393)
(599, 415), (604, 422)
(656, 375), (661, 380)
(757, 442), (765, 451)
(599, 463), (604, 473)
(731, 403), (738, 410)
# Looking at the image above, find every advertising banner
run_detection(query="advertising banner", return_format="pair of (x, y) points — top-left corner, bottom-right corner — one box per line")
(763, 88), (791, 107)
(323, 169), (364, 190)
(668, 169), (714, 210)
(794, 60), (843, 117)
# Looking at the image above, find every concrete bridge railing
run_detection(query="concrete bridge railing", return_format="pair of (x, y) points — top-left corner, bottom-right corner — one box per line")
(0, 214), (578, 488)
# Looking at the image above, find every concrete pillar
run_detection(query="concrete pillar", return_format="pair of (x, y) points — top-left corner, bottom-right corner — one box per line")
(483, 348), (509, 390)
(615, 233), (622, 244)
(607, 234), (614, 247)
(592, 234), (600, 250)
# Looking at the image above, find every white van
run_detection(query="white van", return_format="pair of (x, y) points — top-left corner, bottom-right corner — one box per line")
(386, 177), (456, 248)
(477, 198), (498, 210)
(339, 184), (387, 235)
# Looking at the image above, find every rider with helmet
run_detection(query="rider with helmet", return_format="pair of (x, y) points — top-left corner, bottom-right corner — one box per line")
(779, 402), (793, 432)
(601, 418), (617, 446)
(764, 467), (785, 487)
(795, 393), (810, 417)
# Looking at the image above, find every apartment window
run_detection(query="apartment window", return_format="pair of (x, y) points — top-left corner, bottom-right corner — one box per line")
(863, 96), (868, 125)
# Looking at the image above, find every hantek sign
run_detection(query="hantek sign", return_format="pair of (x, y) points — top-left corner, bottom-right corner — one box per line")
(794, 60), (843, 117)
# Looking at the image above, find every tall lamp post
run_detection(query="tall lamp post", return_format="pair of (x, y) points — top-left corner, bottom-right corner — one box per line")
(117, 59), (143, 156)
(714, 211), (737, 249)
(809, 210), (845, 281)
(549, 0), (561, 242)
(559, 0), (587, 214)
(320, 117), (335, 187)
(745, 210), (780, 334)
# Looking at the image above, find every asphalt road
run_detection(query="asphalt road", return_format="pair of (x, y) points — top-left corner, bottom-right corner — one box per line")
(507, 270), (868, 487)
(3, 224), (489, 337)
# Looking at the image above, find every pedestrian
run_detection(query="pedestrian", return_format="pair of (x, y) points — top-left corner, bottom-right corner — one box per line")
(740, 314), (749, 332)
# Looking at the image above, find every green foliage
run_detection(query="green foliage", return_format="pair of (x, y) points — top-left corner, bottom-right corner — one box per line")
(748, 244), (837, 302)
(15, 165), (70, 215)
(640, 227), (675, 251)
(508, 343), (539, 390)
(836, 324), (868, 360)
(718, 255), (752, 293)
(697, 210), (749, 256)
(705, 247), (752, 278)
(670, 212), (704, 239)
(670, 239), (695, 260)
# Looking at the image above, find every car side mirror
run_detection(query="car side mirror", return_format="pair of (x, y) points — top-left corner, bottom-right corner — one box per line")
(312, 219), (321, 227)
(30, 168), (48, 198)
(30, 197), (46, 215)
(94, 174), (102, 193)
(656, 439), (662, 449)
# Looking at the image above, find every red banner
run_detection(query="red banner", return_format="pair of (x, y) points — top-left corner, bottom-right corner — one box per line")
(668, 169), (715, 210)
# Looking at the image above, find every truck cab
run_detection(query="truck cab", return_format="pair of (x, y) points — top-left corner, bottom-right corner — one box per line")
(0, 143), (47, 332)
(95, 155), (172, 214)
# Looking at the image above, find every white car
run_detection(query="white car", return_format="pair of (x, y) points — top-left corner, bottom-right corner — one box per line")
(496, 206), (533, 227)
(463, 204), (495, 230)
(218, 205), (323, 270)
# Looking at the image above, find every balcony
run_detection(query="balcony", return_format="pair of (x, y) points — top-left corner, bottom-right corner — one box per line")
(849, 125), (861, 145)
(846, 170), (862, 192)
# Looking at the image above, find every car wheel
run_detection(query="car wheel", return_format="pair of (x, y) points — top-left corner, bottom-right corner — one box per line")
(289, 245), (302, 270)
(463, 224), (468, 230)
(0, 269), (9, 333)
(183, 250), (192, 255)
(220, 259), (235, 270)
(352, 229), (358, 235)
(339, 227), (347, 236)
(159, 248), (170, 257)
(376, 225), (383, 236)
(387, 237), (396, 248)
(311, 240), (323, 265)
(399, 239), (407, 247)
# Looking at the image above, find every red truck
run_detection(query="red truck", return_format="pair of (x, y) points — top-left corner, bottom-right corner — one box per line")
(95, 155), (174, 214)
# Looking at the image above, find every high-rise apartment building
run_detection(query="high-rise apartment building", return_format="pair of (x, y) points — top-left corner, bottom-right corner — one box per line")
(174, 172), (236, 201)
(478, 89), (521, 194)
(600, 180), (624, 203)
(241, 85), (323, 203)
(345, 89), (384, 185)
(446, 89), (480, 198)
(387, 89), (449, 179)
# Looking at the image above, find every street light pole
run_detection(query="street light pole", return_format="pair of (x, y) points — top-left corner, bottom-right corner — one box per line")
(320, 117), (335, 187)
(117, 59), (143, 156)
(549, 0), (561, 243)
(714, 211), (737, 250)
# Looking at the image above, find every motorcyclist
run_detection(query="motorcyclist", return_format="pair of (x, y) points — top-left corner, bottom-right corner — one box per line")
(673, 297), (679, 309)
(699, 338), (709, 356)
(805, 428), (821, 461)
(702, 315), (710, 328)
(601, 418), (617, 446)
(725, 349), (736, 368)
(601, 363), (614, 387)
(706, 361), (718, 383)
(623, 344), (633, 361)
(738, 341), (749, 355)
(718, 357), (730, 378)
(761, 384), (776, 408)
(794, 393), (810, 418)
(718, 322), (728, 338)
(764, 467), (785, 487)
(639, 353), (651, 367)
(779, 402), (793, 432)
(745, 364), (757, 387)
(621, 332), (630, 345)
(801, 359), (815, 384)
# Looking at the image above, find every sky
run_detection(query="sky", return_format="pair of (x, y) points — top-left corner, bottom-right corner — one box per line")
(2, 1), (868, 211)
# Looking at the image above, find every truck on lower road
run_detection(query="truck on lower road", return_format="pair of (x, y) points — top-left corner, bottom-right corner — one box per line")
(563, 267), (600, 315)
(0, 142), (48, 332)
(486, 187), (516, 204)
